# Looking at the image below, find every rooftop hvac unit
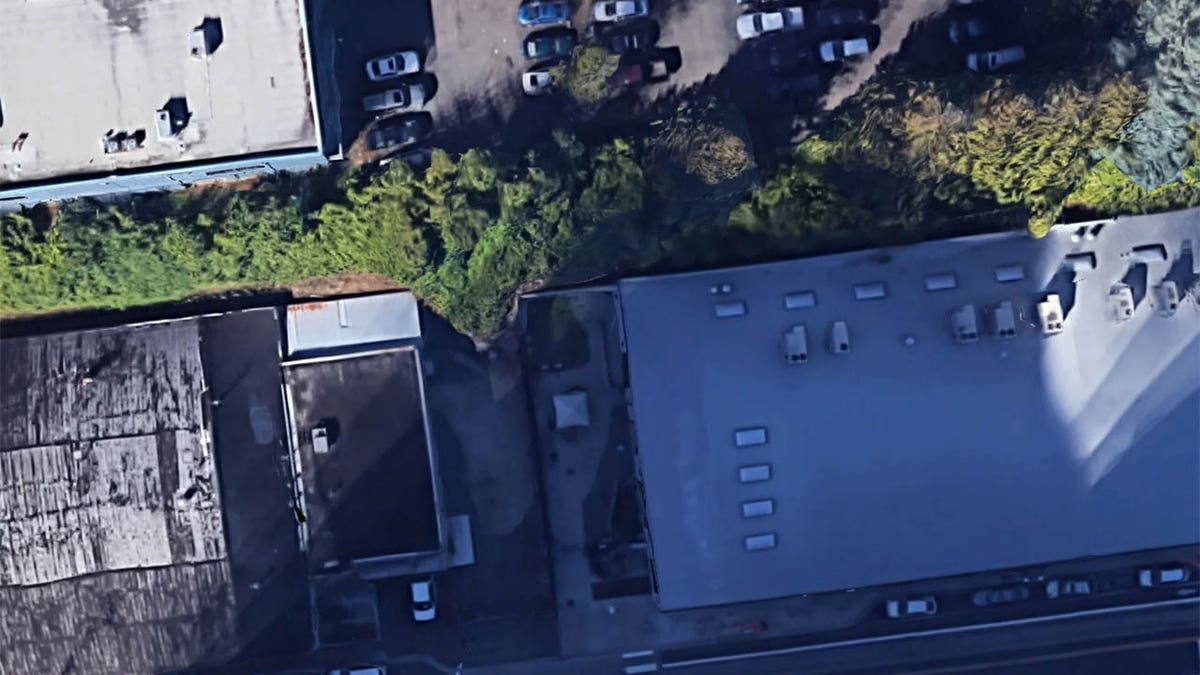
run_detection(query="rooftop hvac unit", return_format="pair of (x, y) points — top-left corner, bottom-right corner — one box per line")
(992, 301), (1017, 339)
(950, 304), (979, 343)
(828, 321), (850, 355)
(783, 324), (808, 364)
(1037, 294), (1064, 335)
(1109, 284), (1134, 322)
(1062, 253), (1097, 281)
(709, 282), (733, 295)
(1155, 281), (1180, 317)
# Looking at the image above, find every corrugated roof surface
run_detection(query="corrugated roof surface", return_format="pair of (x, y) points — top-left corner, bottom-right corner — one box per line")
(620, 207), (1200, 610)
(285, 292), (421, 357)
(0, 319), (234, 674)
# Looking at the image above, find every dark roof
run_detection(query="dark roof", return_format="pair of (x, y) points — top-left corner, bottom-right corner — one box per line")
(0, 320), (235, 674)
(284, 348), (441, 568)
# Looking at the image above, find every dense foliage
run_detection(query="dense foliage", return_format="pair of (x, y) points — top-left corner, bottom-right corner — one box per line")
(3, 0), (1198, 338)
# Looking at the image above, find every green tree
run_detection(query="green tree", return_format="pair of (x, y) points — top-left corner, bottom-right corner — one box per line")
(554, 45), (620, 105)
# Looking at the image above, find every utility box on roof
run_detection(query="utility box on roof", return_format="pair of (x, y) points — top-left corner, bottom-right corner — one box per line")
(783, 324), (808, 364)
(951, 305), (979, 344)
(1038, 294), (1064, 335)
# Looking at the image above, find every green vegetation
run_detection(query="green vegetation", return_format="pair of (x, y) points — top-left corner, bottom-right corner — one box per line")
(555, 45), (621, 106)
(3, 0), (1198, 338)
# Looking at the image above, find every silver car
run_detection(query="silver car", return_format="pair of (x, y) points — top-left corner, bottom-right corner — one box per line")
(365, 51), (421, 81)
(886, 596), (937, 618)
(362, 83), (427, 115)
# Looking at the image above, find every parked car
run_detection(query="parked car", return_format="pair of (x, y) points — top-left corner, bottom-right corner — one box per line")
(522, 66), (557, 95)
(410, 579), (437, 622)
(737, 7), (804, 40)
(366, 113), (431, 152)
(606, 48), (680, 88)
(948, 16), (989, 44)
(593, 0), (649, 23)
(886, 596), (937, 618)
(1045, 578), (1091, 599)
(601, 18), (659, 54)
(328, 667), (386, 675)
(816, 5), (867, 28)
(819, 36), (871, 62)
(362, 83), (426, 115)
(966, 45), (1025, 72)
(1138, 566), (1192, 588)
(517, 0), (571, 27)
(972, 586), (1031, 607)
(523, 28), (577, 60)
(364, 51), (421, 81)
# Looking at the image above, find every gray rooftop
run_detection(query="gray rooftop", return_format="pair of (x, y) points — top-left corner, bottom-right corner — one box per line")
(0, 319), (234, 673)
(0, 0), (317, 185)
(619, 208), (1200, 611)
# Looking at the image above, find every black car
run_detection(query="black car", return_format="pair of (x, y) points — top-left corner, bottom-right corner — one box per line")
(366, 113), (432, 152)
(523, 27), (577, 60)
(972, 586), (1031, 607)
(601, 18), (660, 54)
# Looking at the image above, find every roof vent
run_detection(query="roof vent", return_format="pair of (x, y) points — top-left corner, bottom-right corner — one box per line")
(710, 283), (734, 295)
(714, 300), (747, 318)
(854, 281), (888, 301)
(992, 301), (1017, 339)
(924, 273), (958, 292)
(741, 499), (775, 518)
(1155, 281), (1180, 317)
(951, 304), (979, 343)
(1037, 294), (1064, 335)
(828, 321), (850, 355)
(1129, 244), (1168, 263)
(744, 533), (777, 552)
(994, 264), (1026, 283)
(735, 427), (768, 448)
(783, 290), (817, 310)
(1109, 284), (1134, 322)
(739, 464), (772, 483)
(1063, 253), (1097, 279)
(783, 324), (808, 364)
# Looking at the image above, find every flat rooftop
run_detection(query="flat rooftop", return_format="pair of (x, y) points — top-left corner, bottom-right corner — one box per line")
(0, 0), (317, 185)
(619, 208), (1200, 611)
(284, 348), (441, 571)
(0, 319), (235, 672)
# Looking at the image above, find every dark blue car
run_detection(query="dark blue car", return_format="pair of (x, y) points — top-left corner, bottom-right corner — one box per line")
(517, 1), (570, 27)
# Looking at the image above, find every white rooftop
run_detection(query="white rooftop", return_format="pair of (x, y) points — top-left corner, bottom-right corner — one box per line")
(0, 0), (317, 185)
(619, 208), (1200, 611)
(285, 292), (421, 357)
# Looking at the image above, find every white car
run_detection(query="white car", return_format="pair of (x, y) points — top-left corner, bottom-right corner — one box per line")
(819, 36), (871, 62)
(1045, 578), (1091, 599)
(966, 45), (1025, 72)
(411, 579), (437, 622)
(736, 7), (804, 40)
(1138, 566), (1192, 588)
(362, 83), (427, 115)
(593, 0), (649, 23)
(365, 51), (421, 81)
(328, 668), (385, 675)
(522, 68), (556, 96)
(886, 596), (937, 618)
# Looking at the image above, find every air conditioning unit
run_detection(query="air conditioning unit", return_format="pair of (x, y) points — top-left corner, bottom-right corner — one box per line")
(1037, 294), (1065, 335)
(783, 324), (808, 364)
(951, 304), (979, 344)
(1155, 281), (1180, 317)
(1109, 284), (1134, 322)
(992, 301), (1017, 339)
(828, 321), (850, 355)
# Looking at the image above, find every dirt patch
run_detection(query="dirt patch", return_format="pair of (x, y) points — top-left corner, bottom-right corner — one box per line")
(183, 174), (267, 194)
(285, 272), (404, 298)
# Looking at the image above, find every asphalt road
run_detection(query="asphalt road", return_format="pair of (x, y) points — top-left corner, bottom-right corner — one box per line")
(663, 597), (1200, 675)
